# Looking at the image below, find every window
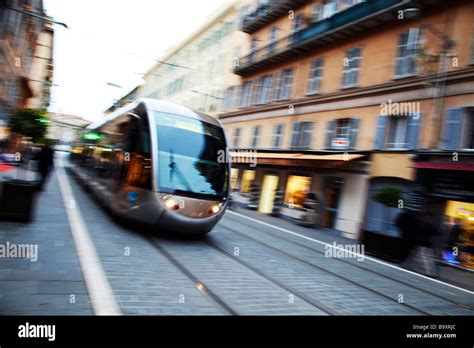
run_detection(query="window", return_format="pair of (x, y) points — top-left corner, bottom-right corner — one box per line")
(223, 87), (234, 109)
(395, 28), (421, 77)
(311, 3), (323, 22)
(374, 114), (421, 150)
(275, 69), (294, 100)
(240, 81), (252, 107)
(268, 26), (277, 54)
(284, 175), (311, 208)
(291, 121), (314, 149)
(307, 58), (324, 94)
(232, 128), (241, 148)
(342, 47), (362, 88)
(250, 77), (263, 105)
(250, 125), (261, 148)
(291, 14), (304, 44)
(322, 0), (339, 19)
(249, 37), (257, 63)
(442, 108), (474, 150)
(386, 117), (408, 149)
(240, 170), (255, 194)
(258, 75), (273, 104)
(325, 118), (359, 149)
(272, 124), (285, 149)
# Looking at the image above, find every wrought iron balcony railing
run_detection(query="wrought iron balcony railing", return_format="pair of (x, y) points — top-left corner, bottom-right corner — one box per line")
(235, 0), (408, 75)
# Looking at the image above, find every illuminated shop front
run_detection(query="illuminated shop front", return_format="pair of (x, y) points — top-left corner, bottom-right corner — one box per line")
(284, 175), (311, 208)
(413, 152), (474, 269)
(230, 150), (370, 239)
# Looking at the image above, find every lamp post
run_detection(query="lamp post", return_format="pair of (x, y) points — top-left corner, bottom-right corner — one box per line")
(402, 8), (455, 150)
(7, 6), (69, 28)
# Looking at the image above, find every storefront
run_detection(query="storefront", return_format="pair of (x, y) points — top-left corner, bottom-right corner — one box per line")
(230, 150), (370, 239)
(413, 152), (474, 269)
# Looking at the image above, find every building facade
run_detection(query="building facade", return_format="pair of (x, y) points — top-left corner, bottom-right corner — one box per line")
(0, 0), (54, 139)
(26, 20), (54, 110)
(134, 0), (250, 116)
(217, 0), (474, 247)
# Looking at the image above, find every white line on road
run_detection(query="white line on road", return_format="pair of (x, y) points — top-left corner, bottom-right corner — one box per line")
(56, 159), (122, 315)
(227, 210), (474, 295)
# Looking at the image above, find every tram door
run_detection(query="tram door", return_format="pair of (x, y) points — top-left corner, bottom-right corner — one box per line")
(258, 175), (279, 214)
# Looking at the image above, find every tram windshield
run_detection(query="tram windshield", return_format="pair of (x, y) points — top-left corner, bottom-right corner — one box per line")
(155, 112), (228, 200)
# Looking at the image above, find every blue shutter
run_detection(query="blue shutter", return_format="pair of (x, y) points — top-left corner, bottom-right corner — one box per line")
(442, 108), (464, 150)
(325, 120), (336, 149)
(374, 115), (388, 150)
(350, 118), (360, 149)
(405, 112), (421, 149)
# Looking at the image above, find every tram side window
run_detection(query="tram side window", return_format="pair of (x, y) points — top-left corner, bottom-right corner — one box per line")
(123, 113), (152, 190)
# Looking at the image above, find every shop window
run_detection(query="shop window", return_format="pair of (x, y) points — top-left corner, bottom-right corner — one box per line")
(284, 175), (311, 208)
(230, 168), (239, 190)
(240, 170), (255, 194)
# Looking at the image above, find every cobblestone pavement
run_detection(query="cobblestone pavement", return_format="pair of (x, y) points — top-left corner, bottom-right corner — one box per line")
(0, 160), (473, 315)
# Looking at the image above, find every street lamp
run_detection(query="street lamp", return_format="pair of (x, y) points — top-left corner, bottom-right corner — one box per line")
(402, 8), (455, 149)
(7, 6), (69, 28)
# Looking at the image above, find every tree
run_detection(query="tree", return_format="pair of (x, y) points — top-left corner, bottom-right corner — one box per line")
(372, 187), (404, 233)
(7, 109), (49, 143)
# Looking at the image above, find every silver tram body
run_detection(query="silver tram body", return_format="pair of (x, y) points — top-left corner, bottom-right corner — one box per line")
(70, 99), (230, 234)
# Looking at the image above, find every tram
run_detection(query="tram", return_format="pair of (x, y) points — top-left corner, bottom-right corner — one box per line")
(70, 99), (230, 234)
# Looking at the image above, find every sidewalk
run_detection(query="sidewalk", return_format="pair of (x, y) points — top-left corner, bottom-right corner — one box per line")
(228, 205), (474, 292)
(0, 167), (93, 315)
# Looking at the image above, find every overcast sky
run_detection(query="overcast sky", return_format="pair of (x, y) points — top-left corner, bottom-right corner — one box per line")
(44, 0), (227, 122)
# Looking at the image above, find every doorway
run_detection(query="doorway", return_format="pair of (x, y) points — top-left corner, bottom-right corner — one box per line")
(321, 176), (343, 228)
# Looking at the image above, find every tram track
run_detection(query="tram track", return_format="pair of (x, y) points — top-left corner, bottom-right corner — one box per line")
(222, 211), (474, 312)
(147, 237), (237, 315)
(216, 221), (431, 315)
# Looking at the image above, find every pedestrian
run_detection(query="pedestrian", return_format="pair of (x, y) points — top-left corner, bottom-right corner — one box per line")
(37, 142), (54, 191)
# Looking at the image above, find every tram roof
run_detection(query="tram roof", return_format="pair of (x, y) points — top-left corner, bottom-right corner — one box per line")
(93, 99), (221, 130)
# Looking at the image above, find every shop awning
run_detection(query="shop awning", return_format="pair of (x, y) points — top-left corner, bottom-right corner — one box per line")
(230, 151), (365, 160)
(412, 162), (474, 171)
(230, 151), (367, 168)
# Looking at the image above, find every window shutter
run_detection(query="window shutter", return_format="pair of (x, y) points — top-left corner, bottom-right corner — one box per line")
(442, 108), (464, 150)
(405, 112), (421, 149)
(374, 115), (388, 150)
(325, 120), (336, 149)
(350, 117), (360, 149)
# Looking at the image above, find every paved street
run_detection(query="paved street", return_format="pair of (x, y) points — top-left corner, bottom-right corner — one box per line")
(0, 158), (473, 316)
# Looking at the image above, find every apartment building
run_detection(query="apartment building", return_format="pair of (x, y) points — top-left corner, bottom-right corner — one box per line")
(217, 0), (474, 241)
(135, 0), (250, 116)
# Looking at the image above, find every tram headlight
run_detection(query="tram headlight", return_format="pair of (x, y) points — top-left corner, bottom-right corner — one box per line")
(165, 198), (179, 210)
(208, 204), (221, 215)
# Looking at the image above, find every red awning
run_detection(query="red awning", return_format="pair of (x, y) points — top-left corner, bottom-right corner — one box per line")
(412, 162), (474, 171)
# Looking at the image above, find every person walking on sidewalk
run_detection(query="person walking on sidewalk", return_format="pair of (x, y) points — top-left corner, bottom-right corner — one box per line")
(37, 143), (54, 191)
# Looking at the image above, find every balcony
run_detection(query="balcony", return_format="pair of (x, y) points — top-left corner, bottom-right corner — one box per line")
(241, 0), (310, 34)
(235, 0), (409, 76)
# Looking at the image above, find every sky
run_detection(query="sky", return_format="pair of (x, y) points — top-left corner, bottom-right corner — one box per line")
(44, 0), (227, 122)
